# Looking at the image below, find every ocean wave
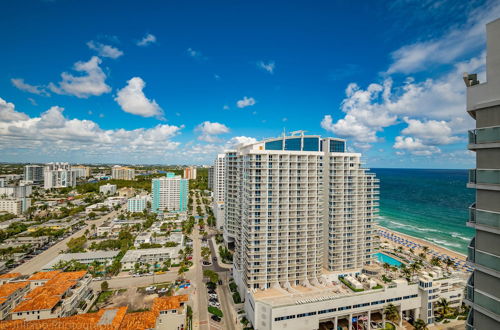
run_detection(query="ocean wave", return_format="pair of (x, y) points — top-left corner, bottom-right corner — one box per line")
(451, 232), (472, 241)
(381, 219), (440, 233)
(426, 238), (462, 249)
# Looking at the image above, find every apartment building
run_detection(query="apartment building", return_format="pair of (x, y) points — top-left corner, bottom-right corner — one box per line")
(0, 295), (189, 329)
(0, 198), (31, 215)
(127, 195), (148, 212)
(111, 166), (135, 180)
(0, 185), (32, 198)
(71, 165), (91, 178)
(23, 165), (44, 184)
(224, 134), (378, 296)
(0, 281), (30, 320)
(43, 163), (77, 189)
(463, 18), (500, 330)
(42, 251), (120, 271)
(99, 183), (117, 195)
(183, 166), (197, 180)
(121, 247), (182, 270)
(208, 166), (214, 190)
(213, 153), (226, 229)
(12, 271), (92, 321)
(151, 173), (188, 213)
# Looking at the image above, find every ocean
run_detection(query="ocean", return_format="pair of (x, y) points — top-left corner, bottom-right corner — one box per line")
(371, 168), (475, 255)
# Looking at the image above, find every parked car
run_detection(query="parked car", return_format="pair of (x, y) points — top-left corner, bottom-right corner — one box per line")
(209, 294), (218, 299)
(211, 315), (221, 322)
(208, 290), (216, 294)
(158, 288), (168, 294)
(146, 286), (156, 292)
(209, 301), (220, 308)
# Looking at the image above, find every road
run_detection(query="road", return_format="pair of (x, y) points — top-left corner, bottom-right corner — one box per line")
(90, 272), (179, 290)
(13, 205), (125, 275)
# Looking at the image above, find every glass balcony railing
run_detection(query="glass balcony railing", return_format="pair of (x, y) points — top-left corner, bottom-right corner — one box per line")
(466, 309), (474, 330)
(470, 204), (500, 229)
(467, 237), (476, 263)
(466, 275), (474, 302)
(468, 126), (500, 145)
(475, 291), (500, 317)
(475, 250), (500, 273)
(469, 169), (500, 185)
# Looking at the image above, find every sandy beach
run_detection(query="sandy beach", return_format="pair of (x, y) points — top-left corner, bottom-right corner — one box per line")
(377, 225), (467, 263)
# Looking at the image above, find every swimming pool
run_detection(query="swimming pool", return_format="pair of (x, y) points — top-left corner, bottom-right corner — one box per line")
(375, 252), (403, 267)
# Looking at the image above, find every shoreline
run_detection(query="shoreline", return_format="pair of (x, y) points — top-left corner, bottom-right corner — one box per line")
(376, 225), (467, 262)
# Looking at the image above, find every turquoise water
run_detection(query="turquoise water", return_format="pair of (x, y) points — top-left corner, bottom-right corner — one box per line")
(372, 168), (475, 255)
(375, 252), (403, 266)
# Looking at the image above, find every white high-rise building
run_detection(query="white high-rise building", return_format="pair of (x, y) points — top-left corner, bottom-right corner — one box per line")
(111, 166), (135, 180)
(44, 163), (77, 189)
(224, 134), (379, 294)
(183, 167), (197, 180)
(212, 154), (226, 229)
(24, 165), (44, 184)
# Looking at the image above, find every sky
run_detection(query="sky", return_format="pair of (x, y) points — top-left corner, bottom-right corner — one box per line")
(0, 0), (498, 167)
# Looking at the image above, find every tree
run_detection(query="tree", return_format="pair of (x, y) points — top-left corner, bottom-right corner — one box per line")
(203, 269), (219, 284)
(101, 281), (109, 292)
(383, 303), (400, 323)
(409, 262), (420, 275)
(413, 319), (428, 330)
(201, 247), (211, 262)
(67, 235), (87, 253)
(418, 252), (427, 261)
(444, 257), (455, 270)
(382, 262), (391, 274)
(430, 256), (441, 267)
(422, 246), (429, 253)
(402, 268), (411, 279)
(435, 298), (451, 319)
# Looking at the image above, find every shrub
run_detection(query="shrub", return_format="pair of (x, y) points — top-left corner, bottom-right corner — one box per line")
(208, 306), (223, 318)
(229, 282), (238, 292)
(232, 292), (242, 303)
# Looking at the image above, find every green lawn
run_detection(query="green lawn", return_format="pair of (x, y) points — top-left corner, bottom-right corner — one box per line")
(96, 290), (114, 304)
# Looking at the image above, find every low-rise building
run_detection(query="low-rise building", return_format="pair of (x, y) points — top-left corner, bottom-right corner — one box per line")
(0, 198), (31, 215)
(0, 281), (30, 320)
(121, 247), (182, 270)
(0, 185), (32, 198)
(12, 271), (92, 320)
(0, 274), (22, 286)
(42, 251), (120, 271)
(127, 196), (148, 213)
(3, 236), (49, 249)
(0, 294), (188, 329)
(99, 183), (117, 195)
(97, 218), (143, 237)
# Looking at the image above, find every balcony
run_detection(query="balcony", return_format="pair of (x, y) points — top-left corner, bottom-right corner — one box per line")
(468, 169), (500, 187)
(467, 237), (476, 264)
(468, 203), (500, 231)
(468, 126), (500, 149)
(465, 309), (474, 330)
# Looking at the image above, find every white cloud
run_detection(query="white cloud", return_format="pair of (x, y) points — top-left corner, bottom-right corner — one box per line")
(387, 1), (500, 74)
(236, 96), (256, 108)
(401, 117), (460, 145)
(225, 136), (257, 148)
(11, 78), (49, 96)
(223, 105), (230, 110)
(257, 61), (275, 74)
(0, 97), (182, 161)
(48, 56), (111, 98)
(137, 34), (157, 47)
(195, 121), (230, 142)
(0, 97), (29, 122)
(393, 136), (441, 156)
(114, 77), (163, 118)
(87, 41), (123, 59)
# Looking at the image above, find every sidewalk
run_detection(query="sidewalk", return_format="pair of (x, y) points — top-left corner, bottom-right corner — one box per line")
(210, 236), (232, 270)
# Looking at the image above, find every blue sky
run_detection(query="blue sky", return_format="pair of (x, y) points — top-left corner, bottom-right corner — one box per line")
(0, 0), (497, 167)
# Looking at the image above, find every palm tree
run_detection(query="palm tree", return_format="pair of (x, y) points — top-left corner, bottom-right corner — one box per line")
(444, 257), (455, 270)
(418, 252), (427, 261)
(409, 262), (420, 275)
(422, 246), (429, 253)
(201, 247), (211, 262)
(435, 298), (451, 319)
(409, 248), (414, 255)
(413, 318), (428, 330)
(430, 256), (441, 267)
(383, 303), (400, 324)
(402, 268), (412, 279)
(383, 262), (391, 274)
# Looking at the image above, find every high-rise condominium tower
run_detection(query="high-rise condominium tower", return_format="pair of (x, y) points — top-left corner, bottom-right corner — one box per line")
(151, 173), (188, 213)
(43, 162), (77, 189)
(464, 18), (500, 330)
(212, 154), (226, 229)
(224, 134), (378, 293)
(24, 165), (44, 184)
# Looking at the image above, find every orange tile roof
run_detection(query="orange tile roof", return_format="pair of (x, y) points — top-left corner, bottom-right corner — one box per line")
(27, 271), (61, 281)
(0, 273), (21, 280)
(152, 294), (189, 312)
(0, 282), (29, 298)
(12, 294), (61, 312)
(12, 271), (87, 313)
(0, 295), (188, 329)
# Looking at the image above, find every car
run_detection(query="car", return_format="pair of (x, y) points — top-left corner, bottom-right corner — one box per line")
(133, 273), (141, 277)
(208, 290), (216, 294)
(147, 272), (154, 276)
(213, 257), (217, 261)
(209, 293), (218, 298)
(146, 286), (157, 291)
(209, 301), (220, 308)
(93, 277), (102, 281)
(211, 315), (221, 322)
(155, 271), (165, 275)
(209, 299), (218, 304)
(158, 288), (168, 294)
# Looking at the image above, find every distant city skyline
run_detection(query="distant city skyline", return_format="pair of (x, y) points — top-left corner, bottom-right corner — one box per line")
(0, 0), (498, 168)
